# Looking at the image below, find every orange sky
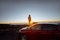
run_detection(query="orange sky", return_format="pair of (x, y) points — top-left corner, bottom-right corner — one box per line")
(0, 20), (60, 24)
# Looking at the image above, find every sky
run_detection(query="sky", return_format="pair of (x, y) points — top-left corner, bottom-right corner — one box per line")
(0, 0), (60, 23)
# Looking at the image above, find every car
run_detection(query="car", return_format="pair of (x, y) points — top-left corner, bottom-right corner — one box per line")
(18, 23), (60, 40)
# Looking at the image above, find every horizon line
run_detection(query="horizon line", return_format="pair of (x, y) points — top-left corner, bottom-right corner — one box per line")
(0, 20), (60, 24)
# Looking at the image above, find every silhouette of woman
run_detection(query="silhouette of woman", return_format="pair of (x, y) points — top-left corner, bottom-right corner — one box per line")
(28, 14), (31, 26)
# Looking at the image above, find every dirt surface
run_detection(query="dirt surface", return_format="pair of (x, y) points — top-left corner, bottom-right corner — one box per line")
(0, 31), (18, 40)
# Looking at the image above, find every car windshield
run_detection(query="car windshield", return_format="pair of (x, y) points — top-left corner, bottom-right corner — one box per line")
(30, 24), (59, 30)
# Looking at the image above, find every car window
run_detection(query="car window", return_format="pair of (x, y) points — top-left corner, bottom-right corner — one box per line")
(41, 24), (58, 30)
